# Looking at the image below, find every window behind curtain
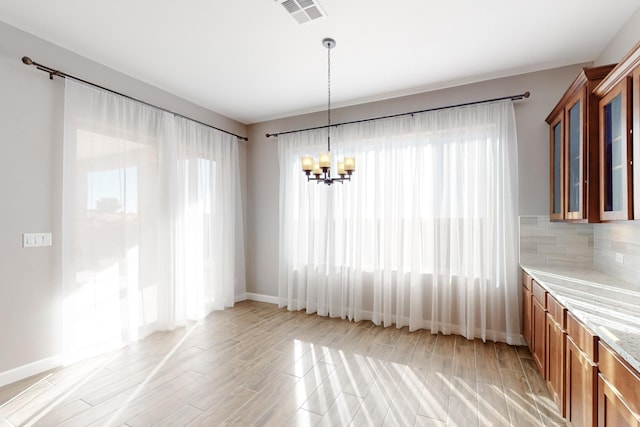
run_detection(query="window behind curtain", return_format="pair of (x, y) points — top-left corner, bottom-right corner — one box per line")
(63, 79), (245, 363)
(64, 123), (162, 361)
(278, 100), (520, 344)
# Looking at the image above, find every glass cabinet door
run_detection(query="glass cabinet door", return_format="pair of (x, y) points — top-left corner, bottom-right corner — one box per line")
(566, 95), (583, 219)
(600, 79), (631, 221)
(549, 113), (564, 220)
(633, 69), (640, 220)
(603, 95), (622, 212)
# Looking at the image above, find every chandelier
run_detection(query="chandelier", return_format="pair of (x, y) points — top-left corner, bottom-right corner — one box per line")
(301, 38), (355, 185)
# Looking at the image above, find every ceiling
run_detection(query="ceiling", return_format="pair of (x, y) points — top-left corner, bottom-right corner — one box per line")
(1, 0), (639, 124)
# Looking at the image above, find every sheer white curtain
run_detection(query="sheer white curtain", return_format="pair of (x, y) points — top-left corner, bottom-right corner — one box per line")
(63, 80), (245, 361)
(160, 117), (246, 328)
(278, 100), (520, 344)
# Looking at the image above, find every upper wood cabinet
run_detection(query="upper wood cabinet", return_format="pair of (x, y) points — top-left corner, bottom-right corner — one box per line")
(546, 65), (615, 222)
(548, 112), (565, 220)
(634, 67), (640, 220)
(593, 40), (640, 221)
(598, 80), (632, 221)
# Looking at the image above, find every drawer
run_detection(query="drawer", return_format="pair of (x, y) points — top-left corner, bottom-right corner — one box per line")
(522, 270), (532, 291)
(532, 279), (546, 306)
(598, 341), (640, 416)
(546, 293), (566, 329)
(566, 311), (598, 362)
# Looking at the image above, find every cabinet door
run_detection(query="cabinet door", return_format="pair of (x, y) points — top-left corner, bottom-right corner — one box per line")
(598, 375), (640, 427)
(523, 286), (532, 348)
(566, 336), (598, 427)
(600, 78), (632, 221)
(546, 314), (566, 416)
(598, 341), (640, 425)
(532, 296), (546, 376)
(550, 111), (565, 220)
(633, 68), (640, 220)
(565, 91), (585, 220)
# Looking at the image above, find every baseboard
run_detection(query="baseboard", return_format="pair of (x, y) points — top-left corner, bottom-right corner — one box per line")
(0, 355), (63, 388)
(245, 293), (279, 305)
(235, 292), (248, 303)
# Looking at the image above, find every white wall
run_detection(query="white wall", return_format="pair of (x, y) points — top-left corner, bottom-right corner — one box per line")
(0, 21), (247, 380)
(245, 64), (588, 298)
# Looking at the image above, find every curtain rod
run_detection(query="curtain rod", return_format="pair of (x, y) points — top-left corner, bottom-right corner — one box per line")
(21, 56), (249, 141)
(265, 91), (530, 138)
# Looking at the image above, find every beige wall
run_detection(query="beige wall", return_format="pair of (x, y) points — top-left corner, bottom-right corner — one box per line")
(245, 64), (588, 297)
(3, 3), (640, 384)
(594, 6), (640, 66)
(0, 21), (247, 378)
(592, 5), (640, 285)
(243, 8), (640, 299)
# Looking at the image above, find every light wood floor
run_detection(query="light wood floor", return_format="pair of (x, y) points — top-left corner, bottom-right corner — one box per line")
(0, 301), (565, 426)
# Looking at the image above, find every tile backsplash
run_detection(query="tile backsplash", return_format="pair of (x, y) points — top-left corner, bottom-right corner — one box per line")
(520, 215), (640, 286)
(519, 215), (593, 267)
(594, 222), (640, 285)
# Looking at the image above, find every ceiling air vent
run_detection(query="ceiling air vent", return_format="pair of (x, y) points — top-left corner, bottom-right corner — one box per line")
(276, 0), (326, 24)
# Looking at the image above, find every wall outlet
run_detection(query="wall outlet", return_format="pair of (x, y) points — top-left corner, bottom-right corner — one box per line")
(615, 252), (624, 264)
(23, 232), (52, 248)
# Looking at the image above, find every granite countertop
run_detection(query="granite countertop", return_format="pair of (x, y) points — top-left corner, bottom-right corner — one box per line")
(521, 264), (640, 373)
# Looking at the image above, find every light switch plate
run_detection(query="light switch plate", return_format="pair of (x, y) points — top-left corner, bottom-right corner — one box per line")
(23, 232), (52, 248)
(615, 252), (624, 264)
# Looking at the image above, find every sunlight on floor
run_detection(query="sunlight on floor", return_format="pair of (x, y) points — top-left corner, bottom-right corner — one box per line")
(5, 353), (120, 427)
(1, 302), (559, 425)
(98, 319), (203, 426)
(286, 337), (544, 425)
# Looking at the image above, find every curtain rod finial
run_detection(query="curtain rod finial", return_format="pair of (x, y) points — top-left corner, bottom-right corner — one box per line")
(22, 56), (33, 65)
(523, 91), (530, 98)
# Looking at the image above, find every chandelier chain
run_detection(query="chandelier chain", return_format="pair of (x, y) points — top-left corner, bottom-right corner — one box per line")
(327, 40), (331, 152)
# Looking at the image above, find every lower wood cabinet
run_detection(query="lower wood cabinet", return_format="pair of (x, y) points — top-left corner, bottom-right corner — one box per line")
(598, 342), (640, 426)
(522, 271), (532, 347)
(566, 335), (598, 426)
(522, 269), (640, 426)
(531, 280), (547, 376)
(546, 293), (566, 416)
(599, 377), (640, 427)
(565, 312), (598, 427)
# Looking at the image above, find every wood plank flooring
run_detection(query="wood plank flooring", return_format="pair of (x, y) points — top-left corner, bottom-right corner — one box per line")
(0, 301), (565, 426)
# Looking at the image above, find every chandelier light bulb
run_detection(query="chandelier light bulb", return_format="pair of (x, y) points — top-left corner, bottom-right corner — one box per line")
(301, 156), (313, 172)
(319, 152), (331, 169)
(344, 157), (355, 172)
(312, 162), (322, 176)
